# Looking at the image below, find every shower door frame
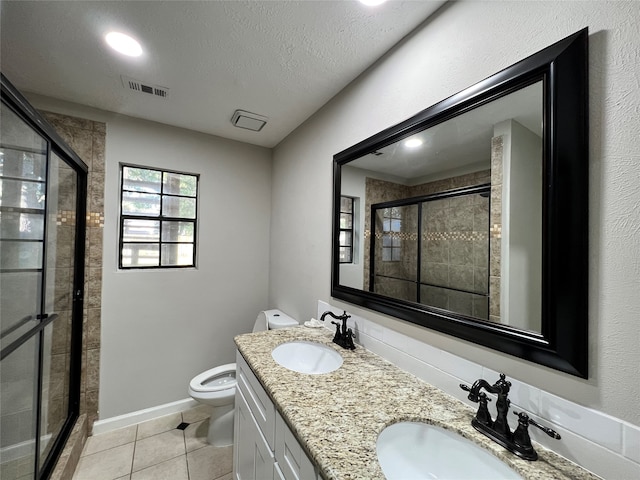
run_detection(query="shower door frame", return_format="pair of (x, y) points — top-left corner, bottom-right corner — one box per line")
(1, 73), (88, 479)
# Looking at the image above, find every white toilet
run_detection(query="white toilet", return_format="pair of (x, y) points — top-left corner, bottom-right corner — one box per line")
(188, 309), (298, 446)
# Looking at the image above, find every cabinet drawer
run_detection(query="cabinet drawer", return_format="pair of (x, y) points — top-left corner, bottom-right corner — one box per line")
(236, 350), (276, 450)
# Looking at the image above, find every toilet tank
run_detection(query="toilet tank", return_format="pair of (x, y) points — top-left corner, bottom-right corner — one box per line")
(253, 309), (299, 332)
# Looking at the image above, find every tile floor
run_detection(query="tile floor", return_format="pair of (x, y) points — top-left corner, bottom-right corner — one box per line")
(73, 405), (232, 480)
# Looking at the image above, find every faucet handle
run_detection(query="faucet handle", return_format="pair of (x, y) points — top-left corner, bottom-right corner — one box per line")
(460, 383), (479, 402)
(513, 411), (561, 439)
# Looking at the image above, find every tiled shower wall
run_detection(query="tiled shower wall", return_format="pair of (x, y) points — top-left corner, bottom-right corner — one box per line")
(42, 112), (105, 478)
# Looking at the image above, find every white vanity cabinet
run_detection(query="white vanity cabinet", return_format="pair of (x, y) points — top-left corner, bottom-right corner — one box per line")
(233, 351), (320, 480)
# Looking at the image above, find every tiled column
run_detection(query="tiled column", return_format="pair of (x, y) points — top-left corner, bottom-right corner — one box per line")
(489, 135), (503, 323)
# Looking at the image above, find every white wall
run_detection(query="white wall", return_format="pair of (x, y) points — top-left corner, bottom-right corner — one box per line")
(270, 0), (640, 429)
(26, 94), (273, 419)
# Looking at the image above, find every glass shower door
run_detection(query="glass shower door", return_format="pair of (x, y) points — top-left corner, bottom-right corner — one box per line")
(1, 81), (85, 479)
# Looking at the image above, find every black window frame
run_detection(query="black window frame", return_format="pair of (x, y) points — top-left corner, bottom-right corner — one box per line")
(339, 196), (354, 264)
(118, 164), (199, 269)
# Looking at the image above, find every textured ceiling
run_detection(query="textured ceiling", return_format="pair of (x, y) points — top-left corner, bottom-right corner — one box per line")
(1, 1), (445, 148)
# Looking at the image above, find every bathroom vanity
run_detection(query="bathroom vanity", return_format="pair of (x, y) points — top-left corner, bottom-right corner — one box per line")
(233, 327), (599, 480)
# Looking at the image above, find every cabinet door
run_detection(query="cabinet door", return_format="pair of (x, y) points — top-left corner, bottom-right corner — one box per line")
(275, 411), (317, 480)
(234, 387), (274, 480)
(237, 351), (276, 449)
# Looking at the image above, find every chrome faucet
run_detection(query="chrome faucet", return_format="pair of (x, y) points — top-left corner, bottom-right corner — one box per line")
(320, 310), (355, 350)
(460, 373), (560, 461)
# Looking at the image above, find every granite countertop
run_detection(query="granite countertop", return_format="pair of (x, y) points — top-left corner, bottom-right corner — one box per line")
(235, 327), (599, 480)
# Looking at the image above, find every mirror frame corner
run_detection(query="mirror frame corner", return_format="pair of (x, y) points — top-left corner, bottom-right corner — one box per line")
(331, 28), (588, 378)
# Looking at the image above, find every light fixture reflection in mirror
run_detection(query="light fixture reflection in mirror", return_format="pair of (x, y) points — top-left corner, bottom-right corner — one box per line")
(332, 28), (588, 377)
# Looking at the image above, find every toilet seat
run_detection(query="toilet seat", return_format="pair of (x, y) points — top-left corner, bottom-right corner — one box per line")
(189, 363), (236, 395)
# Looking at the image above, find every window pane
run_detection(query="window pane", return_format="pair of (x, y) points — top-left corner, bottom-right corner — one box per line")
(392, 249), (401, 261)
(339, 247), (352, 263)
(391, 219), (402, 231)
(161, 221), (194, 242)
(121, 243), (159, 267)
(383, 219), (391, 231)
(122, 219), (159, 242)
(162, 196), (196, 219)
(340, 197), (352, 212)
(0, 178), (46, 209)
(122, 191), (160, 216)
(382, 248), (391, 261)
(382, 234), (392, 247)
(161, 244), (194, 266)
(1, 241), (43, 269)
(163, 172), (197, 197)
(340, 213), (352, 229)
(0, 148), (47, 181)
(122, 167), (161, 193)
(339, 231), (352, 247)
(0, 212), (44, 240)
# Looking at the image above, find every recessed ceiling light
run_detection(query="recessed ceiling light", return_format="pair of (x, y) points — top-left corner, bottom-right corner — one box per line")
(105, 32), (143, 57)
(405, 138), (423, 148)
(358, 0), (387, 6)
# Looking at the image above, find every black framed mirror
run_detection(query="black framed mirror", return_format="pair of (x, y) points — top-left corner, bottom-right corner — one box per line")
(331, 28), (588, 377)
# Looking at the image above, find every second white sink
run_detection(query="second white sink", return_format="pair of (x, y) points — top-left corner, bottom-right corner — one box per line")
(377, 421), (523, 479)
(271, 341), (343, 374)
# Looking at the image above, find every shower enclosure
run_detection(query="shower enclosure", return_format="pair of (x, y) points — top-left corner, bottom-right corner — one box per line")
(1, 74), (87, 479)
(369, 185), (490, 320)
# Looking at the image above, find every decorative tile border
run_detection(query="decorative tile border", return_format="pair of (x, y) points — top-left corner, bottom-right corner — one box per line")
(86, 211), (105, 228)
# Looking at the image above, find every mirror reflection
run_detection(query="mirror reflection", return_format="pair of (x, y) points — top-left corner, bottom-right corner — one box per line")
(338, 81), (543, 333)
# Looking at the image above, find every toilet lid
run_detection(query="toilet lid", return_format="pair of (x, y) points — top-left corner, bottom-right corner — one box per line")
(190, 363), (236, 393)
(269, 315), (298, 329)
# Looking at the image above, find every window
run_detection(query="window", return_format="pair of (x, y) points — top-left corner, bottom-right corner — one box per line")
(339, 196), (354, 263)
(119, 165), (198, 268)
(382, 207), (401, 261)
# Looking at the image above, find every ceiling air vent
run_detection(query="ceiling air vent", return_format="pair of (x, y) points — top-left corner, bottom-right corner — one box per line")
(121, 76), (170, 99)
(231, 110), (268, 132)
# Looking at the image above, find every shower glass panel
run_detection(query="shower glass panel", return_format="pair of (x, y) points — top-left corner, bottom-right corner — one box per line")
(1, 74), (86, 480)
(421, 192), (490, 319)
(370, 187), (489, 318)
(372, 205), (418, 302)
(0, 105), (47, 350)
(38, 151), (77, 466)
(0, 334), (39, 480)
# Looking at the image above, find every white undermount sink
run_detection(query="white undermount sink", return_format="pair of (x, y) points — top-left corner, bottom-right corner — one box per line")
(377, 422), (523, 480)
(271, 341), (343, 374)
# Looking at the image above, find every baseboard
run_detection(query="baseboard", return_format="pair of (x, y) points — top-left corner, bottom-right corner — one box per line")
(92, 398), (198, 435)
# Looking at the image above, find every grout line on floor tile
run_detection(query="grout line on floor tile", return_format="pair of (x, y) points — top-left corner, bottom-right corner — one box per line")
(129, 430), (136, 477)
